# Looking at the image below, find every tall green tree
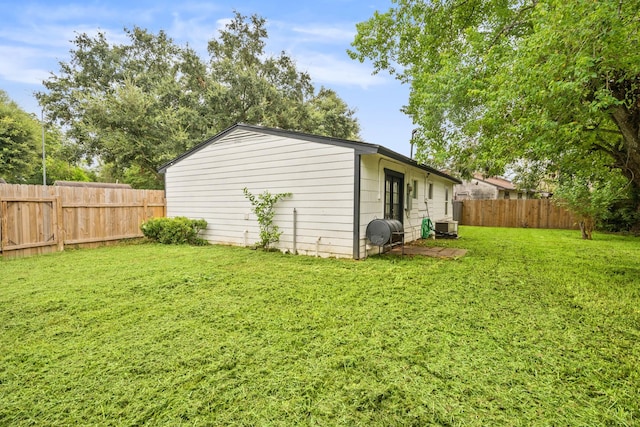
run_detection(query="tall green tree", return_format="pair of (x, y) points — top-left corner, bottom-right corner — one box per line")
(0, 90), (40, 183)
(205, 12), (360, 139)
(38, 13), (360, 189)
(28, 125), (95, 185)
(37, 28), (206, 189)
(0, 90), (99, 186)
(206, 13), (314, 132)
(350, 0), (640, 206)
(306, 87), (360, 140)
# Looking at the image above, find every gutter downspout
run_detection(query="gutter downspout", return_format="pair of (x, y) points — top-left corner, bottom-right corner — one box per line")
(292, 208), (297, 255)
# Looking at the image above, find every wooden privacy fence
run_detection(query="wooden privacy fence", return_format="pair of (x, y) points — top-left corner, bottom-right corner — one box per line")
(0, 184), (165, 258)
(458, 199), (578, 229)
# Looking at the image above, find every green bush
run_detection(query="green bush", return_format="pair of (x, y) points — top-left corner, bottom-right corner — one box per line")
(140, 217), (208, 245)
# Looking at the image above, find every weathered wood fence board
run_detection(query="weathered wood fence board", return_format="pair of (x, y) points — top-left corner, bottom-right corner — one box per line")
(458, 199), (578, 229)
(0, 184), (165, 258)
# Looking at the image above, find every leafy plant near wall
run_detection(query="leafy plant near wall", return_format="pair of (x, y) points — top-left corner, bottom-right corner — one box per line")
(141, 217), (208, 245)
(243, 187), (291, 250)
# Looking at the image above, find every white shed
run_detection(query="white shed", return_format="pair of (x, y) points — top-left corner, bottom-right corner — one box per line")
(159, 123), (461, 259)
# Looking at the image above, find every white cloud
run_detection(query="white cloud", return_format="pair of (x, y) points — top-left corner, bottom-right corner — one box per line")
(168, 15), (232, 56)
(0, 24), (126, 51)
(255, 20), (383, 88)
(0, 46), (52, 84)
(291, 25), (356, 43)
(21, 3), (117, 23)
(0, 22), (130, 86)
(294, 51), (386, 88)
(165, 10), (382, 90)
(0, 2), (387, 92)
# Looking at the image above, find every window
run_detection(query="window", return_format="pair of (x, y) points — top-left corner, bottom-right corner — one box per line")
(445, 188), (449, 215)
(428, 182), (433, 199)
(517, 192), (523, 200)
(504, 191), (510, 199)
(412, 180), (418, 199)
(384, 169), (404, 222)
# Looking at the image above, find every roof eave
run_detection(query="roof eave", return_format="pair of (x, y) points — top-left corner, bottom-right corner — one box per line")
(375, 146), (462, 184)
(158, 123), (462, 184)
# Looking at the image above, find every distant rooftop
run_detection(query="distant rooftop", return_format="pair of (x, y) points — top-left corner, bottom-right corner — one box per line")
(472, 174), (516, 191)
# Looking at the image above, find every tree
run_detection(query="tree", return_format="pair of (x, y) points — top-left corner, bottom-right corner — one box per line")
(306, 87), (360, 140)
(0, 90), (100, 186)
(0, 90), (40, 183)
(206, 12), (360, 139)
(206, 13), (313, 132)
(37, 28), (206, 189)
(28, 125), (95, 185)
(27, 127), (68, 185)
(553, 155), (628, 239)
(38, 13), (360, 188)
(350, 0), (640, 219)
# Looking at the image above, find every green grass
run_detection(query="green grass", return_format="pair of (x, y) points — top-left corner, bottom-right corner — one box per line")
(1, 227), (639, 426)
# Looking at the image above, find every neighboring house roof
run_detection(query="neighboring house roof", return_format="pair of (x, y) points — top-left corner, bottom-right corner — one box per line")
(53, 181), (132, 189)
(158, 123), (462, 184)
(472, 174), (517, 191)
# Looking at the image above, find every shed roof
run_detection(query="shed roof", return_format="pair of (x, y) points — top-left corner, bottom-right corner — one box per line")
(158, 123), (461, 184)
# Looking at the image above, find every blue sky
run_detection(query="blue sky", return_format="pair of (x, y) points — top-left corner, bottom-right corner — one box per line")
(0, 0), (416, 156)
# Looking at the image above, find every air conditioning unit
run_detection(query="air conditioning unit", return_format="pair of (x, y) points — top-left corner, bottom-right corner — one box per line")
(435, 221), (458, 234)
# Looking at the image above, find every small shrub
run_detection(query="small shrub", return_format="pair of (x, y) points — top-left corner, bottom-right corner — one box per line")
(141, 217), (208, 245)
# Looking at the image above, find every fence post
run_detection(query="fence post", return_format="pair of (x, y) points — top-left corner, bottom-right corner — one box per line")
(0, 199), (6, 254)
(55, 195), (64, 252)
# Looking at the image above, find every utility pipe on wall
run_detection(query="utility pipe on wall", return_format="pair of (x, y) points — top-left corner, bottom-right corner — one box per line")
(41, 108), (46, 186)
(316, 236), (321, 257)
(410, 128), (417, 159)
(292, 208), (297, 255)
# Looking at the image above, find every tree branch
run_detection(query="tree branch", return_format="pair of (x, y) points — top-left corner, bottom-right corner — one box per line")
(491, 0), (539, 46)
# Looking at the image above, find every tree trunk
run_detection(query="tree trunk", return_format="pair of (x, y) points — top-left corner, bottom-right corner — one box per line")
(579, 218), (593, 240)
(609, 102), (640, 190)
(608, 104), (640, 231)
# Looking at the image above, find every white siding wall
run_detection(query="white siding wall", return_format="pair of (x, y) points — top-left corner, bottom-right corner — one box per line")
(359, 154), (455, 258)
(165, 129), (355, 258)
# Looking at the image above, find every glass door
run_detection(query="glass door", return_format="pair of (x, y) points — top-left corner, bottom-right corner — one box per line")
(384, 169), (404, 223)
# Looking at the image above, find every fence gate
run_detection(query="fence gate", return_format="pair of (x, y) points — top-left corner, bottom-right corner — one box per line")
(0, 197), (60, 255)
(452, 201), (463, 223)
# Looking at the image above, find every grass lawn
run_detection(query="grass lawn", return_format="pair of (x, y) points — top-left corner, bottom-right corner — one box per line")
(1, 226), (639, 426)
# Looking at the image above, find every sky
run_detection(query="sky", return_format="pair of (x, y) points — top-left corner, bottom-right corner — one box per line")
(0, 0), (416, 156)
